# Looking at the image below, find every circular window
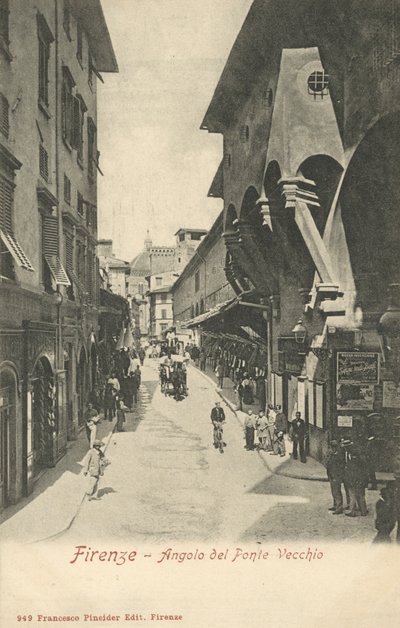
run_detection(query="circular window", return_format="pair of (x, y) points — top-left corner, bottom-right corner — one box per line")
(307, 70), (329, 94)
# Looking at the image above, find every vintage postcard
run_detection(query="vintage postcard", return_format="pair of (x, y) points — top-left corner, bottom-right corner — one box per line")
(1, 1), (400, 626)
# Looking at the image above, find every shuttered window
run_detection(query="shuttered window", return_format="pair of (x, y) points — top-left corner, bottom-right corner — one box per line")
(71, 94), (86, 163)
(0, 177), (34, 272)
(0, 0), (9, 44)
(64, 174), (71, 204)
(39, 144), (49, 181)
(65, 233), (73, 272)
(37, 14), (54, 108)
(87, 117), (96, 180)
(0, 93), (9, 138)
(42, 214), (70, 286)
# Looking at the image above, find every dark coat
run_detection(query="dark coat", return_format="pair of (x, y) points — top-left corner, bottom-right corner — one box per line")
(211, 406), (225, 423)
(326, 450), (346, 482)
(345, 455), (369, 489)
(290, 418), (307, 440)
(275, 412), (287, 433)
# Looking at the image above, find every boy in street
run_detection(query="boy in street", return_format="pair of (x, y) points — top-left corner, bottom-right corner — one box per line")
(84, 440), (108, 501)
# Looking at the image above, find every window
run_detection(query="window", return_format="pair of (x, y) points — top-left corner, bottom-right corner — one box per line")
(156, 277), (162, 287)
(37, 14), (54, 109)
(72, 94), (86, 164)
(0, 0), (9, 46)
(224, 153), (231, 168)
(160, 323), (168, 332)
(161, 293), (167, 302)
(0, 153), (34, 276)
(307, 70), (329, 99)
(138, 282), (144, 295)
(77, 191), (84, 216)
(76, 21), (83, 65)
(161, 309), (167, 320)
(195, 270), (200, 292)
(42, 214), (70, 292)
(0, 93), (9, 138)
(63, 0), (71, 39)
(61, 66), (75, 147)
(87, 117), (96, 180)
(179, 232), (185, 242)
(39, 144), (49, 181)
(240, 125), (250, 142)
(64, 174), (71, 204)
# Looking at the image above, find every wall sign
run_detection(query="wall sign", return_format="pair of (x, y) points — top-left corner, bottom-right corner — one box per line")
(336, 383), (375, 410)
(383, 381), (400, 408)
(337, 352), (380, 384)
(337, 415), (353, 428)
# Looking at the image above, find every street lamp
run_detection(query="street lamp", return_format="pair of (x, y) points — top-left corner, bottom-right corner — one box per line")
(292, 319), (307, 344)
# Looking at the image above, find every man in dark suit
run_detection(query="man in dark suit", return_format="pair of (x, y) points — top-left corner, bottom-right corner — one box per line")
(290, 411), (307, 463)
(210, 401), (226, 448)
(326, 440), (346, 514)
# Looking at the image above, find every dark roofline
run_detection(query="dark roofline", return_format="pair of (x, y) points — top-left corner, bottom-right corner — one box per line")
(171, 211), (224, 292)
(72, 0), (118, 73)
(200, 0), (318, 132)
(174, 228), (208, 235)
(208, 160), (224, 198)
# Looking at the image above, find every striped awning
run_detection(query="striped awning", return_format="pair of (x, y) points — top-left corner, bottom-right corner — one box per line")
(44, 255), (70, 286)
(0, 228), (34, 271)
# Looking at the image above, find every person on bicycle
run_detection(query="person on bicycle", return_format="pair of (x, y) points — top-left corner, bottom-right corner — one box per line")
(211, 401), (225, 449)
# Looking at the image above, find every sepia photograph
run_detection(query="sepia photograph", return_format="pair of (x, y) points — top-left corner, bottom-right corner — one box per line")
(1, 1), (400, 626)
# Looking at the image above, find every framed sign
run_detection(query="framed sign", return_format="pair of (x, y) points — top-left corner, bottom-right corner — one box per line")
(383, 381), (400, 408)
(336, 383), (374, 410)
(337, 415), (353, 428)
(337, 352), (380, 384)
(274, 373), (283, 408)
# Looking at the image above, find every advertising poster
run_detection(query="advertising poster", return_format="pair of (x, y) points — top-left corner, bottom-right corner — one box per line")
(1, 2), (400, 628)
(383, 381), (400, 408)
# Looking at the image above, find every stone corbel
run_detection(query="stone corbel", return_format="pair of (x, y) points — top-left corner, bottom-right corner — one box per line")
(280, 177), (339, 294)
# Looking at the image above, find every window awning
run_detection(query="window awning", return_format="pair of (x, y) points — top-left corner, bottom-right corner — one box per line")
(44, 255), (70, 286)
(0, 229), (34, 271)
(182, 298), (237, 328)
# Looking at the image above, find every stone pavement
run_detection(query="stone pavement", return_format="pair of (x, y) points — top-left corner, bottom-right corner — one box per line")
(0, 411), (116, 544)
(193, 363), (394, 484)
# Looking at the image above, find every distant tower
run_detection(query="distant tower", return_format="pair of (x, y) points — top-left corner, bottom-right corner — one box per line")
(144, 230), (152, 251)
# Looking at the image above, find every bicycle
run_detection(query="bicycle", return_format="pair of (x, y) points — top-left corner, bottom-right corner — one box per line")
(213, 421), (226, 454)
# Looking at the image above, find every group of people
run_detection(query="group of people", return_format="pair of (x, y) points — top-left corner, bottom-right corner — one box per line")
(159, 352), (189, 400)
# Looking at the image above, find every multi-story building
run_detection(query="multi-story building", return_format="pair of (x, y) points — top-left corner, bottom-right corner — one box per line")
(98, 239), (130, 298)
(148, 271), (178, 340)
(0, 0), (117, 508)
(201, 0), (400, 470)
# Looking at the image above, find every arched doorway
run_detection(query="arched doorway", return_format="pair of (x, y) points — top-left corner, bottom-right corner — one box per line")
(31, 357), (55, 475)
(76, 347), (87, 426)
(0, 367), (17, 507)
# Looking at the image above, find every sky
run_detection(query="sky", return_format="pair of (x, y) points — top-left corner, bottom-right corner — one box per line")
(97, 0), (252, 262)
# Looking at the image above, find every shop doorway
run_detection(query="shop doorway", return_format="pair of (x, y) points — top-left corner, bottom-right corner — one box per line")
(32, 357), (54, 476)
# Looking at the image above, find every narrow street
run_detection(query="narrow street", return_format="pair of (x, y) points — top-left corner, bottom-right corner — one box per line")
(57, 361), (377, 545)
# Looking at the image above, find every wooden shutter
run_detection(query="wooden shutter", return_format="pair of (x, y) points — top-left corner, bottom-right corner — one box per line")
(39, 144), (49, 181)
(65, 233), (73, 272)
(71, 95), (80, 150)
(43, 215), (58, 256)
(0, 93), (9, 138)
(0, 178), (13, 232)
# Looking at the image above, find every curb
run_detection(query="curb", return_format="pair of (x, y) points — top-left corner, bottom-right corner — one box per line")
(31, 416), (117, 544)
(191, 364), (328, 483)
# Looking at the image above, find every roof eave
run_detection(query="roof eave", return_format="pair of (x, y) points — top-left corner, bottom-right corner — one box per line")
(72, 0), (118, 73)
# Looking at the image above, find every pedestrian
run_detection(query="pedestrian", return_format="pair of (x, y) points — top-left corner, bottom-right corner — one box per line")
(107, 371), (120, 393)
(84, 440), (108, 501)
(116, 399), (126, 432)
(210, 401), (226, 449)
(255, 410), (268, 451)
(135, 364), (141, 388)
(273, 405), (287, 456)
(85, 403), (100, 448)
(326, 440), (346, 515)
(104, 382), (116, 421)
(266, 406), (276, 452)
(199, 349), (206, 372)
(289, 411), (307, 463)
(242, 374), (254, 405)
(216, 361), (224, 389)
(344, 446), (369, 517)
(243, 410), (255, 450)
(372, 485), (396, 543)
(138, 347), (145, 366)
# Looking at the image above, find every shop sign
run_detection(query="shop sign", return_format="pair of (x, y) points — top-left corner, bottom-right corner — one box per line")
(382, 381), (400, 408)
(337, 415), (353, 428)
(337, 352), (380, 384)
(336, 383), (374, 410)
(284, 351), (306, 375)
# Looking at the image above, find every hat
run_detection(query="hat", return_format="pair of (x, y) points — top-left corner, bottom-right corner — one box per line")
(93, 440), (103, 448)
(341, 439), (352, 446)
